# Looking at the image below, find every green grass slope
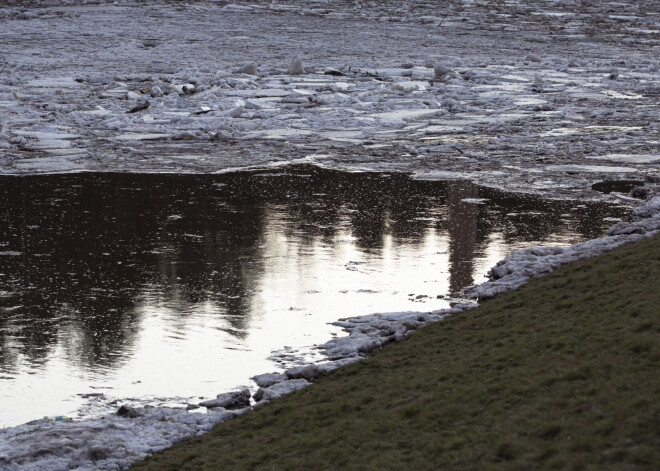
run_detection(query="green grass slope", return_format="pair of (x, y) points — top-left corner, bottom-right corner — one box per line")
(133, 234), (660, 470)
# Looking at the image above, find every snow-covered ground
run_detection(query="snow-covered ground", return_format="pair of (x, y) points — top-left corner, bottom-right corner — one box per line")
(1, 0), (658, 198)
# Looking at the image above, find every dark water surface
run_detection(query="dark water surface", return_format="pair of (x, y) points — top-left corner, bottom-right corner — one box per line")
(0, 165), (628, 427)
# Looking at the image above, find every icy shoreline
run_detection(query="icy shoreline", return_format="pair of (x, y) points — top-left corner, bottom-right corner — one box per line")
(1, 191), (658, 470)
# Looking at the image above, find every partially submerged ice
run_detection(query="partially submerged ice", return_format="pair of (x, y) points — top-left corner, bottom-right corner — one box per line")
(465, 195), (660, 300)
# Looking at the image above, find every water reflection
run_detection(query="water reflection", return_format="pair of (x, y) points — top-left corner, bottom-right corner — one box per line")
(0, 165), (628, 426)
(447, 181), (479, 292)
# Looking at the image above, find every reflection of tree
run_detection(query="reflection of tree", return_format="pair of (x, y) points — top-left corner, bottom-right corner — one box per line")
(475, 188), (628, 244)
(447, 181), (479, 293)
(0, 174), (270, 371)
(0, 166), (630, 375)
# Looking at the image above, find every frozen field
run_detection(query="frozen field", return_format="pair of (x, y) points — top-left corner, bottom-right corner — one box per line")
(0, 0), (658, 198)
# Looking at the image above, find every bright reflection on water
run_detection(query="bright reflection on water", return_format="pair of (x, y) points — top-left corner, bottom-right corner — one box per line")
(0, 165), (628, 427)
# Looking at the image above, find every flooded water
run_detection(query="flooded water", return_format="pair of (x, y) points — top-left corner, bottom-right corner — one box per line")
(0, 165), (629, 427)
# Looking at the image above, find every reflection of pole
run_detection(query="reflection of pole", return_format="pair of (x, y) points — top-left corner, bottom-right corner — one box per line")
(447, 181), (478, 293)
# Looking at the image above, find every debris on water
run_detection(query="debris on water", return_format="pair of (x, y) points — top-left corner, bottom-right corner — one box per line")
(77, 393), (105, 399)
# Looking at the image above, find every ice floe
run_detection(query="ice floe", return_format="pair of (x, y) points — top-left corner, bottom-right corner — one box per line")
(0, 0), (657, 201)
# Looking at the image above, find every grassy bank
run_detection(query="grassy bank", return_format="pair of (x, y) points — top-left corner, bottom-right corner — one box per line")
(133, 234), (660, 470)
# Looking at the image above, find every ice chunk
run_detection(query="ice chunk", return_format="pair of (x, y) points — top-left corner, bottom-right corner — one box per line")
(228, 106), (244, 118)
(151, 85), (163, 97)
(253, 379), (310, 402)
(288, 55), (304, 75)
(392, 81), (430, 92)
(251, 372), (287, 388)
(285, 364), (321, 381)
(434, 64), (456, 79)
(526, 53), (543, 63)
(199, 389), (250, 410)
(235, 62), (258, 75)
